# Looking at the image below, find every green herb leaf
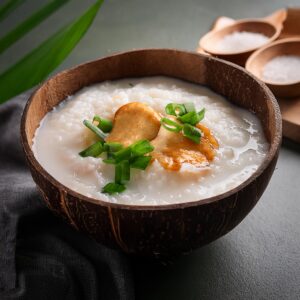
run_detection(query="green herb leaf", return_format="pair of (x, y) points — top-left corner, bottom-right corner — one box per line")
(0, 0), (104, 104)
(197, 108), (205, 122)
(161, 117), (183, 132)
(165, 103), (186, 116)
(183, 123), (202, 144)
(184, 102), (195, 112)
(79, 141), (104, 157)
(131, 140), (154, 156)
(102, 182), (126, 195)
(130, 156), (152, 170)
(114, 147), (132, 163)
(177, 111), (201, 125)
(0, 0), (70, 54)
(0, 0), (25, 22)
(83, 120), (107, 141)
(93, 115), (113, 133)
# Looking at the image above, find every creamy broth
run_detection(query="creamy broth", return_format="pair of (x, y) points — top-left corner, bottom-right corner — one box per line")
(33, 77), (268, 205)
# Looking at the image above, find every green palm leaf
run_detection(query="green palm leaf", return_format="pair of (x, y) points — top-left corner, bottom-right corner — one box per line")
(0, 0), (103, 104)
(0, 0), (25, 22)
(0, 0), (70, 54)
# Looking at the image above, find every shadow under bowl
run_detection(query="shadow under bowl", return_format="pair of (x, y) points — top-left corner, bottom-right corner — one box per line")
(246, 37), (300, 98)
(20, 49), (282, 257)
(200, 20), (281, 66)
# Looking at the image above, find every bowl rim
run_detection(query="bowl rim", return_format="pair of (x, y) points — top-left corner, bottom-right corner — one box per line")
(246, 37), (300, 86)
(20, 48), (282, 211)
(199, 19), (282, 56)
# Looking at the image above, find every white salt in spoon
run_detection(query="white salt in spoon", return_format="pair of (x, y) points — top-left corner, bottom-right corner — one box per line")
(199, 9), (286, 66)
(246, 37), (300, 98)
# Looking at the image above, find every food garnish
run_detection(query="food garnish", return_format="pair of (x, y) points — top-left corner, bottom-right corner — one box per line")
(161, 103), (206, 144)
(79, 102), (218, 193)
(106, 102), (160, 147)
(80, 115), (154, 194)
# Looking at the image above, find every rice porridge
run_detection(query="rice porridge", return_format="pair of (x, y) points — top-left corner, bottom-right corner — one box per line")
(33, 77), (268, 205)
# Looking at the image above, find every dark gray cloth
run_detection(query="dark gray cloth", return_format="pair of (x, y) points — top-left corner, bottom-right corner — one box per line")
(0, 92), (134, 300)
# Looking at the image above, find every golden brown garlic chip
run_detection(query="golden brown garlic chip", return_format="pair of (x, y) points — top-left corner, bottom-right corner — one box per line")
(106, 102), (161, 146)
(151, 121), (219, 171)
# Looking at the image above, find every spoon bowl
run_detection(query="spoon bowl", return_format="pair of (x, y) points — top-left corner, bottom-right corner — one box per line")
(246, 37), (300, 98)
(198, 9), (287, 66)
(199, 19), (282, 66)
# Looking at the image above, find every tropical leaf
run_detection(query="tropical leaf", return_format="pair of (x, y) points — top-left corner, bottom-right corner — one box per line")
(0, 0), (70, 54)
(0, 0), (25, 22)
(0, 0), (103, 103)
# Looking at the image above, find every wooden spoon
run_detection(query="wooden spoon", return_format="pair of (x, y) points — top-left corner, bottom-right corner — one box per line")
(246, 37), (300, 98)
(199, 9), (286, 66)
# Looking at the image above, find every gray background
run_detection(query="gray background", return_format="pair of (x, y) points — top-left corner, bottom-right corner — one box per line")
(1, 0), (300, 299)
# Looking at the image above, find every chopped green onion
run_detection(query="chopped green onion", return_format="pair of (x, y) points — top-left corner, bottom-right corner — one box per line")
(121, 160), (130, 181)
(130, 156), (152, 170)
(184, 102), (195, 112)
(104, 142), (123, 152)
(79, 141), (104, 157)
(93, 115), (113, 133)
(102, 182), (126, 194)
(177, 111), (201, 126)
(115, 162), (122, 184)
(131, 140), (154, 156)
(103, 158), (116, 164)
(114, 147), (132, 163)
(161, 117), (183, 132)
(197, 108), (205, 122)
(183, 124), (202, 144)
(165, 103), (186, 116)
(115, 160), (130, 183)
(83, 120), (107, 141)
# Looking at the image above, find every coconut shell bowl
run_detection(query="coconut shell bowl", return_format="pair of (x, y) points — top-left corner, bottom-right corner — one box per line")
(21, 49), (282, 257)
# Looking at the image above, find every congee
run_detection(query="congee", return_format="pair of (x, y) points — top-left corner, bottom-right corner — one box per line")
(33, 77), (268, 205)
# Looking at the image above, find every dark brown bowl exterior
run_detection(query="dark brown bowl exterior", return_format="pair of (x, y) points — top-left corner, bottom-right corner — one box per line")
(21, 49), (281, 257)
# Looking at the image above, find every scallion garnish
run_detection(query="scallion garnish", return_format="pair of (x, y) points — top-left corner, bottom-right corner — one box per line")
(79, 141), (104, 157)
(103, 158), (116, 164)
(131, 140), (154, 156)
(104, 142), (123, 153)
(115, 160), (130, 183)
(80, 115), (155, 195)
(93, 115), (113, 133)
(102, 182), (126, 195)
(114, 147), (132, 163)
(165, 103), (186, 116)
(83, 120), (107, 141)
(130, 156), (152, 170)
(121, 160), (130, 182)
(183, 123), (202, 144)
(161, 117), (183, 132)
(177, 111), (201, 126)
(163, 103), (206, 144)
(184, 102), (195, 112)
(197, 108), (205, 122)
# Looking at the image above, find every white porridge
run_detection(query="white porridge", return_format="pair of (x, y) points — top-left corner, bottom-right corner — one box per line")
(33, 77), (268, 205)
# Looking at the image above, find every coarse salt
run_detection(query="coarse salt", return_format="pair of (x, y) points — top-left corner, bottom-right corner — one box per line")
(217, 31), (269, 53)
(262, 55), (300, 83)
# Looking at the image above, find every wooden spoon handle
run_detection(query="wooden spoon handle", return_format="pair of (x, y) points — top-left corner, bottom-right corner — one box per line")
(263, 8), (287, 27)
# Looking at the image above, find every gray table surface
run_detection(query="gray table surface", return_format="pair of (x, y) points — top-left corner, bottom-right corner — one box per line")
(1, 0), (300, 299)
